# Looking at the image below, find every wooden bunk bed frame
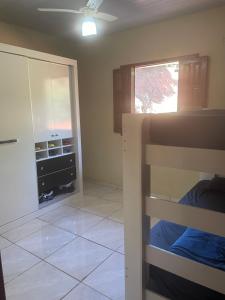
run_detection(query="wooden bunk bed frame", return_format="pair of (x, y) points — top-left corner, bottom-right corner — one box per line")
(123, 110), (225, 300)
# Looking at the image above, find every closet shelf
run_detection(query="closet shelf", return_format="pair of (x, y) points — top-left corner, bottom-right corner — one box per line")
(47, 146), (62, 150)
(35, 137), (75, 162)
(35, 149), (47, 153)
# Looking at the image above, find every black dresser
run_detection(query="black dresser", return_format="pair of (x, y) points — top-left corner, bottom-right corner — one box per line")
(37, 153), (76, 200)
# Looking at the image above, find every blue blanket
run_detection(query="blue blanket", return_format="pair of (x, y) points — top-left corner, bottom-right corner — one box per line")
(170, 228), (225, 271)
(150, 180), (225, 251)
(149, 181), (225, 299)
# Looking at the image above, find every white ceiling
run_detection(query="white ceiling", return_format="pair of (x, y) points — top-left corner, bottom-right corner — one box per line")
(0, 0), (224, 40)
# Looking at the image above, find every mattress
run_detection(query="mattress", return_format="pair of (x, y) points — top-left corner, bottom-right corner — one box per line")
(149, 180), (225, 300)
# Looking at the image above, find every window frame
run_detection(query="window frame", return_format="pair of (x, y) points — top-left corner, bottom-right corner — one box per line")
(113, 53), (209, 134)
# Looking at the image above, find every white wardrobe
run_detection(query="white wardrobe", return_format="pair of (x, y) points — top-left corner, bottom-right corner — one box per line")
(29, 59), (72, 142)
(0, 44), (82, 227)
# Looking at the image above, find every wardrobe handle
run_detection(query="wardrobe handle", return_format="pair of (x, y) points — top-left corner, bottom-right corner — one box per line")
(0, 139), (18, 145)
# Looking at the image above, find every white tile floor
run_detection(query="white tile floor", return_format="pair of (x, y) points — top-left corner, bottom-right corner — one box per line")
(1, 181), (125, 300)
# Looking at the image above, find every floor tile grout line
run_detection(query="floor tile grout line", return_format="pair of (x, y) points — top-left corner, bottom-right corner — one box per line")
(4, 237), (80, 287)
(82, 282), (113, 300)
(0, 196), (123, 240)
(1, 218), (124, 250)
(74, 210), (122, 231)
(74, 233), (124, 252)
(4, 260), (42, 286)
(82, 250), (125, 300)
(5, 259), (79, 300)
(1, 208), (123, 246)
(1, 213), (124, 257)
(114, 248), (125, 255)
(4, 230), (124, 289)
(2, 188), (125, 299)
(43, 232), (118, 260)
(3, 223), (76, 248)
(45, 237), (124, 299)
(8, 248), (117, 300)
(43, 243), (125, 297)
(2, 218), (124, 271)
(42, 257), (83, 282)
(43, 242), (122, 299)
(52, 207), (107, 224)
(45, 247), (114, 284)
(41, 214), (123, 254)
(83, 282), (114, 300)
(10, 241), (82, 286)
(68, 205), (122, 220)
(0, 203), (70, 236)
(36, 207), (81, 224)
(0, 201), (67, 235)
(6, 235), (75, 260)
(59, 281), (80, 300)
(51, 216), (106, 237)
(1, 206), (82, 244)
(4, 251), (124, 295)
(49, 203), (124, 237)
(0, 239), (13, 251)
(0, 184), (122, 233)
(37, 201), (122, 225)
(74, 207), (123, 224)
(17, 234), (77, 261)
(1, 221), (50, 244)
(80, 252), (115, 282)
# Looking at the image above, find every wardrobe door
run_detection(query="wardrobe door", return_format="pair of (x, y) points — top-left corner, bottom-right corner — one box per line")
(0, 52), (38, 226)
(29, 59), (54, 142)
(50, 63), (72, 139)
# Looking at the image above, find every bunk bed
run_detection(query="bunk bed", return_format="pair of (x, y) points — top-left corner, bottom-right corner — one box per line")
(123, 110), (225, 300)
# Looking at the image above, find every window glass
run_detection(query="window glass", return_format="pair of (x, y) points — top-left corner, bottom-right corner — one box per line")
(135, 62), (179, 113)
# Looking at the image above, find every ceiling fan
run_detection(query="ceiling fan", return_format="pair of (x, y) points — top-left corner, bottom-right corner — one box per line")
(38, 0), (118, 36)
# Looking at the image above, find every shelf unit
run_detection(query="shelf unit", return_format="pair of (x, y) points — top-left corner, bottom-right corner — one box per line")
(35, 137), (75, 161)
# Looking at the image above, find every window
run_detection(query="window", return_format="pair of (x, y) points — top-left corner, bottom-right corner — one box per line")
(113, 54), (209, 134)
(135, 62), (179, 114)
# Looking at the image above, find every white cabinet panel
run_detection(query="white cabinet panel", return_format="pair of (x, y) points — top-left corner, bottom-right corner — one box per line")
(29, 60), (72, 142)
(0, 52), (38, 226)
(51, 63), (72, 139)
(29, 59), (54, 142)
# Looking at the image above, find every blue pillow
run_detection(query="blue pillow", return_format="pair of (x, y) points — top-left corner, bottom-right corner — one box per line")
(169, 228), (225, 271)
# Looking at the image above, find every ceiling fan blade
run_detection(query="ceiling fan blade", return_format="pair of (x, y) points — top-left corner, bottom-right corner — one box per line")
(86, 0), (104, 10)
(38, 8), (82, 14)
(93, 11), (118, 22)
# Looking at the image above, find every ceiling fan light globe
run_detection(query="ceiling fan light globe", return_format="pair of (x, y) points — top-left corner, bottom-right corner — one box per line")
(82, 19), (97, 36)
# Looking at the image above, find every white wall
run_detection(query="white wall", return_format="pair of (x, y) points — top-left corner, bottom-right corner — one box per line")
(77, 6), (225, 198)
(0, 21), (78, 58)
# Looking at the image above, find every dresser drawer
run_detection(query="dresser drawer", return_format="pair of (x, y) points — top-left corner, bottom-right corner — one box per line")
(37, 154), (75, 177)
(38, 167), (76, 194)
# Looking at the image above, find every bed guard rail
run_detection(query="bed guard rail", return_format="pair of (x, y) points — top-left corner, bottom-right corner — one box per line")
(123, 112), (225, 300)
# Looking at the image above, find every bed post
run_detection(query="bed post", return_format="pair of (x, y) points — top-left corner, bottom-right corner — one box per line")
(123, 113), (150, 300)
